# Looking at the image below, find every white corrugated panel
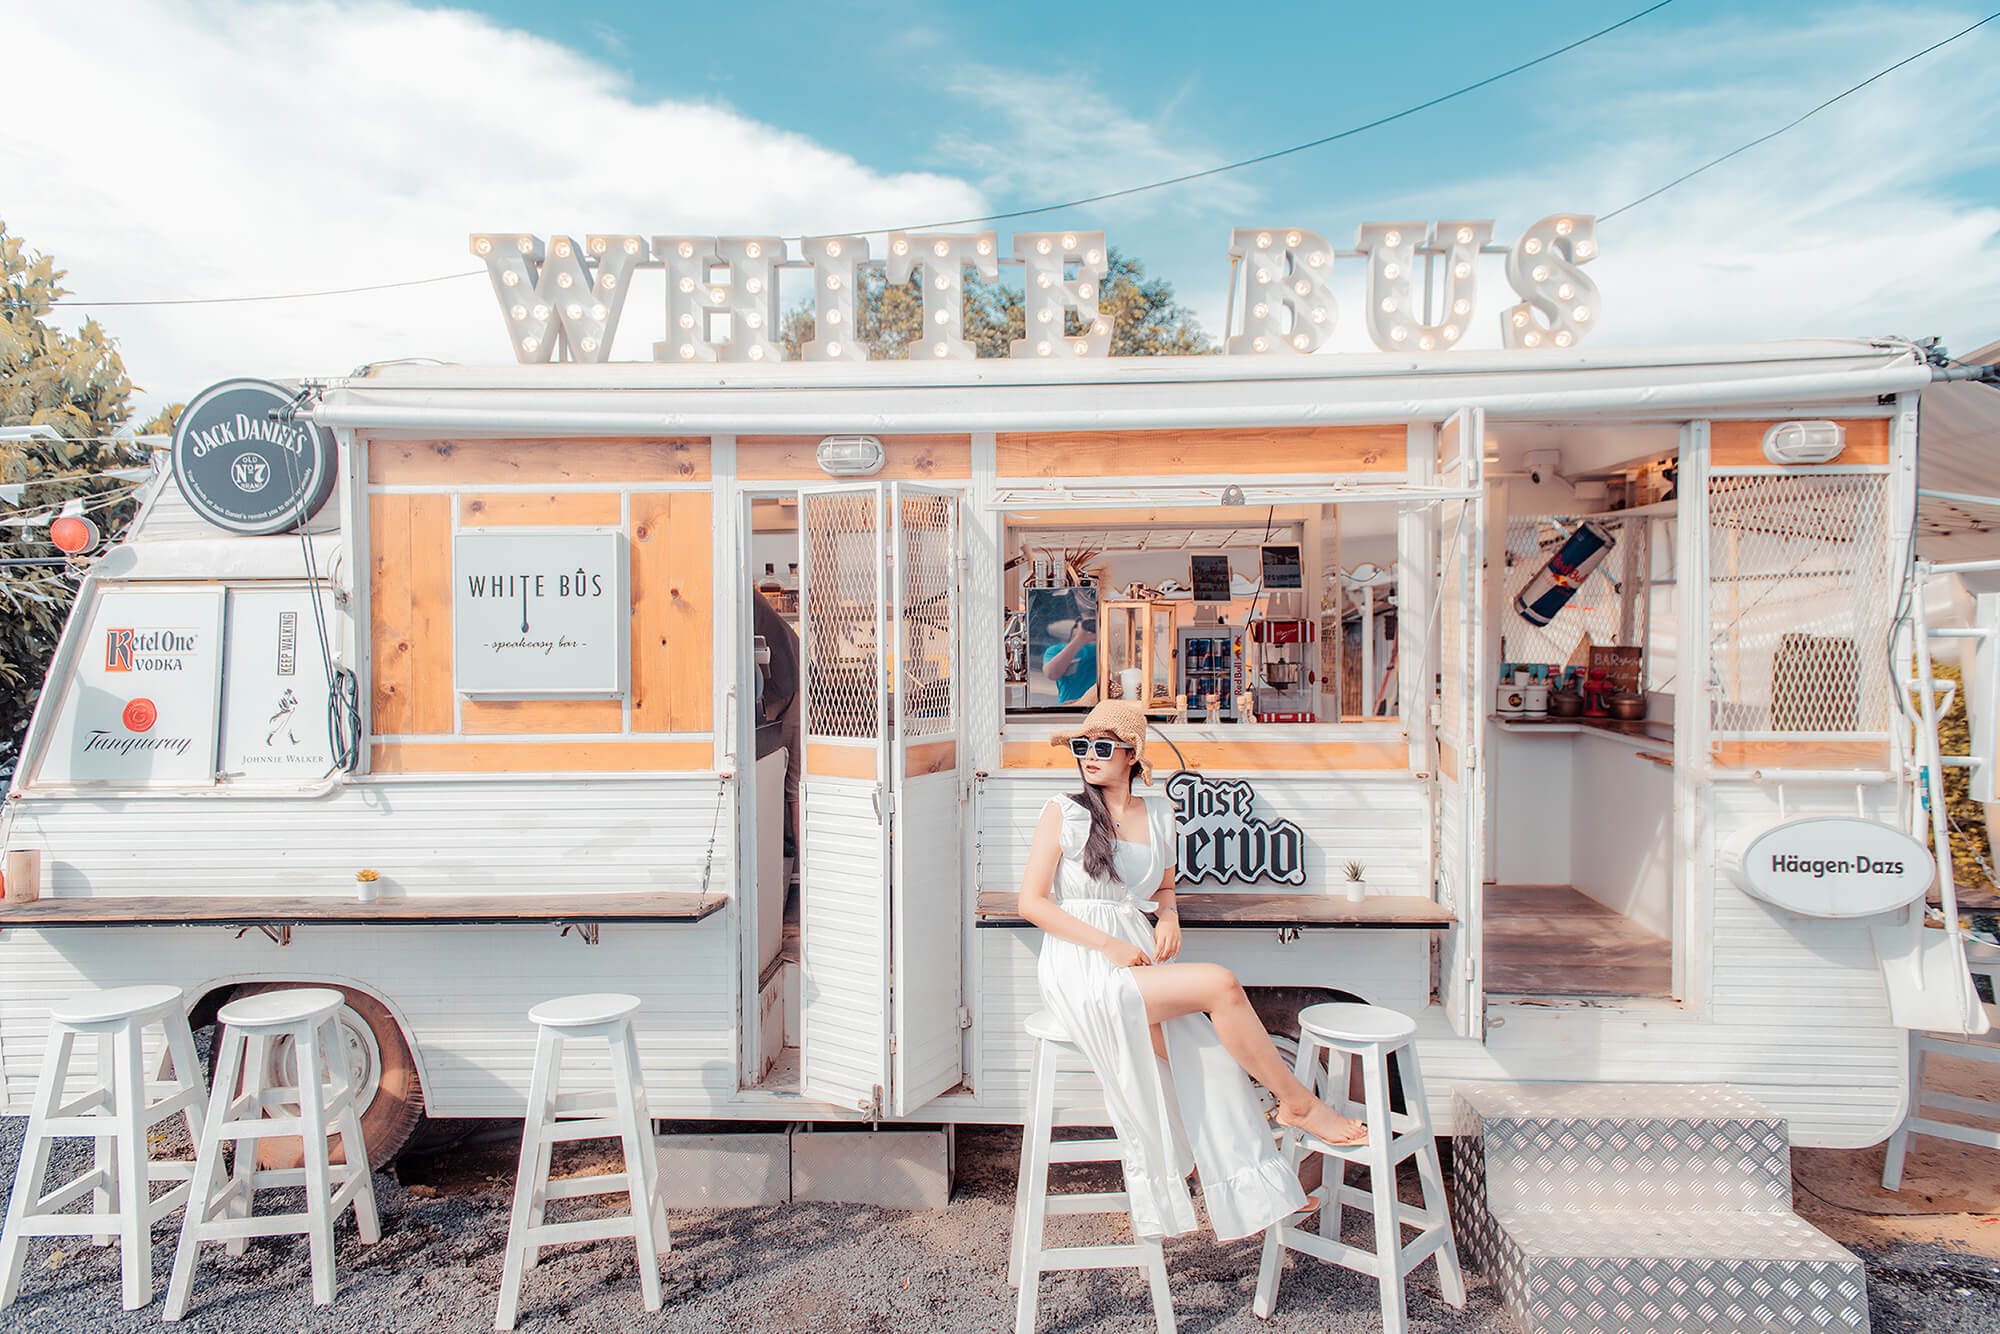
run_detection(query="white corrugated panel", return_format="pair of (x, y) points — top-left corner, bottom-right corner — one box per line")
(976, 773), (1430, 894)
(8, 776), (732, 897)
(0, 919), (737, 1116)
(799, 779), (889, 1113)
(893, 768), (963, 1113)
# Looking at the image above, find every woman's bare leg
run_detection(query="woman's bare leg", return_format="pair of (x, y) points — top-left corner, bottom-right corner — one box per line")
(1128, 962), (1365, 1145)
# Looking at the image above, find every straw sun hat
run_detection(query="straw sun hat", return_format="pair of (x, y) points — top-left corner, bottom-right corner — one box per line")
(1050, 699), (1154, 784)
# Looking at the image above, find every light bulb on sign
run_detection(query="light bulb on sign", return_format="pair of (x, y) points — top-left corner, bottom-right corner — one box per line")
(890, 231), (997, 360)
(1010, 231), (1108, 360)
(1356, 220), (1490, 354)
(1228, 227), (1338, 355)
(1502, 214), (1600, 349)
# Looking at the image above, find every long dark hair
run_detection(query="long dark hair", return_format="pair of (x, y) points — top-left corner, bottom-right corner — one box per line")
(1070, 755), (1135, 883)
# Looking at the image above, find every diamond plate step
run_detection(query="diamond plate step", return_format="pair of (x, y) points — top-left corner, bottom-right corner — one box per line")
(1457, 1082), (1792, 1213)
(1452, 1084), (1869, 1334)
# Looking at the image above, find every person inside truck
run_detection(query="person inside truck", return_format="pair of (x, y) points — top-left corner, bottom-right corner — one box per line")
(1015, 699), (1366, 1243)
(753, 591), (801, 857)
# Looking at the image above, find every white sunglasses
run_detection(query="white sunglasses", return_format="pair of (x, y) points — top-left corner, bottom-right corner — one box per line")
(1069, 737), (1129, 760)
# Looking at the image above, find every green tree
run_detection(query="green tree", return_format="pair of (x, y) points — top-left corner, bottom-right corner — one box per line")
(1, 221), (167, 778)
(780, 248), (1211, 360)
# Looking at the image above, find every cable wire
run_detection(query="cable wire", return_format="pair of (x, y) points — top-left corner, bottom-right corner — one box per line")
(1601, 8), (2000, 222)
(849, 0), (1677, 234)
(10, 3), (1676, 312)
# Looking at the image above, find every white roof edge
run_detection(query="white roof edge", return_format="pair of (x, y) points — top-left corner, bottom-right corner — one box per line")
(308, 339), (1929, 436)
(330, 338), (1918, 392)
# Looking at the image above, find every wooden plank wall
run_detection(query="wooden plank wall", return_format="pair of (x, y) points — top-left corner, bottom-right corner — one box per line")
(367, 438), (714, 774)
(996, 425), (1405, 479)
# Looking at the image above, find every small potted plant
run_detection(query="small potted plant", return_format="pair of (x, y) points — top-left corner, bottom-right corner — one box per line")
(1342, 859), (1369, 904)
(355, 868), (381, 903)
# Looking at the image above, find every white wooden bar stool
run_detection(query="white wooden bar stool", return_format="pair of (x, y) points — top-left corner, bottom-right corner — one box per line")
(164, 986), (380, 1320)
(1253, 1002), (1464, 1334)
(495, 993), (669, 1332)
(1008, 1008), (1174, 1334)
(0, 985), (207, 1311)
(1883, 941), (2000, 1190)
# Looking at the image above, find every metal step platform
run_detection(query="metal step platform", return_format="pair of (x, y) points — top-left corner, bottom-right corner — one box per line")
(1452, 1083), (1868, 1334)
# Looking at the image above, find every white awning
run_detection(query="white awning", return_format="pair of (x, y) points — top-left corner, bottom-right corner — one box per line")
(1917, 338), (2000, 570)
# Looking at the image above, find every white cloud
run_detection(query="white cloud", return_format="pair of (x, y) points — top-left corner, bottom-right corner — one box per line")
(4, 0), (986, 414)
(1292, 5), (2000, 354)
(931, 63), (1257, 225)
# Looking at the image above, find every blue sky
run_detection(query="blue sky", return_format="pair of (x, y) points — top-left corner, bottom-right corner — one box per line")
(7, 0), (1999, 412)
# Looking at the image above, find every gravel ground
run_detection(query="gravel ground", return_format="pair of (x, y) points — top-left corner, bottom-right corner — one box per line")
(0, 1114), (1994, 1333)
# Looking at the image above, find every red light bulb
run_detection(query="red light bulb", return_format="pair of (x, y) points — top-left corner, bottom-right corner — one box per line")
(49, 514), (99, 554)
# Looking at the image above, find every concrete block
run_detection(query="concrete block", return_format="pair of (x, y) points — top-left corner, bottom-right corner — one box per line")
(790, 1126), (952, 1211)
(657, 1132), (790, 1208)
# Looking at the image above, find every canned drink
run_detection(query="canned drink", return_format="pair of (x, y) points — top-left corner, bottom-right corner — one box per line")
(1514, 520), (1617, 626)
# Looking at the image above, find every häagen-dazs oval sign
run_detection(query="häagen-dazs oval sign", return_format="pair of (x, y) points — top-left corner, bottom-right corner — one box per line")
(1732, 817), (1935, 918)
(170, 379), (336, 536)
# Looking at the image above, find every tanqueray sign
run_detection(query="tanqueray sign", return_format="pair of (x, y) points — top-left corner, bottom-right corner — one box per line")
(471, 215), (1600, 365)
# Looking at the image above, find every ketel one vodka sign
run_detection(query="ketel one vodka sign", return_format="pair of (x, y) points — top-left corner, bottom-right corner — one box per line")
(171, 379), (337, 536)
(1165, 771), (1307, 886)
(37, 588), (223, 787)
(452, 530), (628, 697)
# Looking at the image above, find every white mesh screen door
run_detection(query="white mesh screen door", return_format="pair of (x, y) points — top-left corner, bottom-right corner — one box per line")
(797, 485), (892, 1114)
(1435, 408), (1488, 1038)
(889, 483), (966, 1114)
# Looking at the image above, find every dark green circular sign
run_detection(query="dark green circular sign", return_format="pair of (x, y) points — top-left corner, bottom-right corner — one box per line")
(171, 379), (336, 535)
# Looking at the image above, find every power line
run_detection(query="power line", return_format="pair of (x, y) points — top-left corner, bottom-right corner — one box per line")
(14, 3), (1675, 313)
(14, 269), (480, 311)
(1601, 8), (2000, 222)
(841, 0), (1677, 233)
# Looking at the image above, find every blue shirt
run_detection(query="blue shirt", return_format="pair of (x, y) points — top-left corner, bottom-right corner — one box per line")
(1043, 641), (1099, 704)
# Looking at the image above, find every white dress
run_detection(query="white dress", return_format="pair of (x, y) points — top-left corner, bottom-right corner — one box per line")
(1033, 793), (1307, 1241)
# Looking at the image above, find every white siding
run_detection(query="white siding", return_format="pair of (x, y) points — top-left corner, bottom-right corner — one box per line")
(798, 778), (889, 1112)
(7, 776), (733, 898)
(0, 920), (736, 1116)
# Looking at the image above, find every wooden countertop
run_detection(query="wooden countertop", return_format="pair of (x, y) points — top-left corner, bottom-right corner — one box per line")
(975, 891), (1453, 930)
(0, 893), (727, 929)
(1492, 715), (1675, 756)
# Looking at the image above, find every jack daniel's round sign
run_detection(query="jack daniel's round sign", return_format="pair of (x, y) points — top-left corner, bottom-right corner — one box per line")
(171, 379), (337, 535)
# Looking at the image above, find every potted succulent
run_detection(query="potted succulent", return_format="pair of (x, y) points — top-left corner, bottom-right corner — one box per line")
(1343, 859), (1368, 904)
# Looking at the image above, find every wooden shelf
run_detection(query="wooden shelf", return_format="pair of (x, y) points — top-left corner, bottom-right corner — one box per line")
(975, 890), (1452, 930)
(0, 893), (727, 929)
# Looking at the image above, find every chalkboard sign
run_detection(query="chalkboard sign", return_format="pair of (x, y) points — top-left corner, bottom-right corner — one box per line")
(1260, 544), (1303, 590)
(1191, 554), (1234, 602)
(1588, 644), (1644, 693)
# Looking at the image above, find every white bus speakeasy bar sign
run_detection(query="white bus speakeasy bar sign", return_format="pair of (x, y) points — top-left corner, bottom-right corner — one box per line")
(1166, 771), (1307, 886)
(452, 531), (628, 697)
(472, 216), (1598, 365)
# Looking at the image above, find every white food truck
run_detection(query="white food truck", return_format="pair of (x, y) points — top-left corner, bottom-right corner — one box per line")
(1, 220), (1992, 1172)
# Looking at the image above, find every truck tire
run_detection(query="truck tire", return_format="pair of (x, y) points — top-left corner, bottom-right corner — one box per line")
(217, 983), (423, 1170)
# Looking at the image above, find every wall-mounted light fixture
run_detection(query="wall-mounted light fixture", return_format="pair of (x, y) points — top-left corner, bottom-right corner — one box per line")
(816, 435), (885, 476)
(1762, 420), (1845, 465)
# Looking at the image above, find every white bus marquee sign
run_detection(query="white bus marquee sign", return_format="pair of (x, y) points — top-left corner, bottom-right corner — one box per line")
(472, 215), (1600, 366)
(1165, 771), (1307, 887)
(1732, 817), (1936, 919)
(452, 531), (628, 697)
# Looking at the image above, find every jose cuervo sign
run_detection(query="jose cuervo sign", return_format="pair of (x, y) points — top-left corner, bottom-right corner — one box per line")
(1166, 771), (1306, 886)
(453, 531), (627, 696)
(1732, 817), (1935, 918)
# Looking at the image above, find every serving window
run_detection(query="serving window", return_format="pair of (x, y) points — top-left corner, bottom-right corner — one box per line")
(1000, 504), (1403, 732)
